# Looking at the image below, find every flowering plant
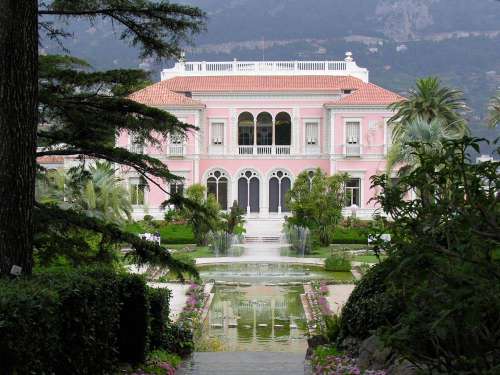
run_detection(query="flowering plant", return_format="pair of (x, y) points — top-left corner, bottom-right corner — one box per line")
(312, 347), (386, 375)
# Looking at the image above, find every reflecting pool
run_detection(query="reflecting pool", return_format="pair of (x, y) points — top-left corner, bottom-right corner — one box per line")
(199, 263), (353, 284)
(203, 284), (308, 353)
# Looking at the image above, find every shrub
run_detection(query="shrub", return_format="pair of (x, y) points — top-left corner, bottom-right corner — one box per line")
(331, 226), (368, 244)
(118, 273), (150, 365)
(324, 253), (351, 272)
(339, 258), (402, 341)
(0, 266), (122, 374)
(164, 322), (194, 357)
(0, 267), (161, 374)
(148, 287), (172, 350)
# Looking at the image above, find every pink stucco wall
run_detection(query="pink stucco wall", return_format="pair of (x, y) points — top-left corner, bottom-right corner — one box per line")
(117, 98), (393, 215)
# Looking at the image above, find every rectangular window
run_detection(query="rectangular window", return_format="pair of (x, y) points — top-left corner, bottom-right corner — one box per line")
(129, 177), (146, 205)
(170, 182), (184, 196)
(345, 178), (361, 207)
(305, 122), (319, 145)
(346, 121), (360, 156)
(211, 122), (224, 145)
(129, 134), (144, 154)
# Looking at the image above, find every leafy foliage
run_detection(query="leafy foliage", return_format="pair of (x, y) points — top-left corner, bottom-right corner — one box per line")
(37, 161), (132, 224)
(180, 184), (220, 246)
(39, 0), (206, 59)
(118, 273), (151, 365)
(352, 137), (500, 373)
(0, 0), (206, 275)
(35, 203), (198, 278)
(386, 116), (463, 174)
(388, 76), (469, 137)
(287, 169), (349, 246)
(488, 92), (500, 128)
(0, 267), (122, 373)
(339, 258), (402, 341)
(148, 287), (172, 350)
(324, 253), (352, 272)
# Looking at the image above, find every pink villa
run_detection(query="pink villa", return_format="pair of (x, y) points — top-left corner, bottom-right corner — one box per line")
(119, 52), (402, 221)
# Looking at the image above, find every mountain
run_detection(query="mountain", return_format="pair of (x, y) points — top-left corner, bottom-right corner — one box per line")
(42, 0), (500, 151)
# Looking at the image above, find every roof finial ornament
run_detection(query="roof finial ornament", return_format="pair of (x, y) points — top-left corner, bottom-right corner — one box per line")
(178, 51), (186, 63)
(344, 51), (353, 62)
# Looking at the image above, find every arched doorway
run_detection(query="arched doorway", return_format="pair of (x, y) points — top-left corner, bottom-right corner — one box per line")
(206, 170), (228, 210)
(238, 112), (254, 146)
(238, 170), (260, 214)
(256, 112), (273, 146)
(275, 112), (291, 146)
(269, 170), (291, 213)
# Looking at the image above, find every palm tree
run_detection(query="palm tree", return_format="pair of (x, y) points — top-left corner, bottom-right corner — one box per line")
(387, 117), (461, 175)
(487, 93), (500, 128)
(36, 162), (132, 224)
(388, 77), (469, 141)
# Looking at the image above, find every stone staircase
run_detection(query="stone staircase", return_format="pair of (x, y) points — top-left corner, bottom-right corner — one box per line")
(244, 217), (285, 243)
(244, 235), (281, 243)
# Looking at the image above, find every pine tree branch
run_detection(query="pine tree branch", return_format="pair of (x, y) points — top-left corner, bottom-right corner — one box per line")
(34, 201), (199, 279)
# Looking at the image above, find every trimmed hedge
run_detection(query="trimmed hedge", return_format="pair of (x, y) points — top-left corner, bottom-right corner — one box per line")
(118, 274), (150, 365)
(148, 287), (172, 350)
(0, 267), (152, 374)
(331, 227), (368, 244)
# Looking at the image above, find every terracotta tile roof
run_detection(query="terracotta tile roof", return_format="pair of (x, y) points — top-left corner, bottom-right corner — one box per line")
(128, 83), (203, 107)
(159, 75), (365, 92)
(37, 156), (64, 164)
(326, 82), (404, 106)
(129, 75), (402, 107)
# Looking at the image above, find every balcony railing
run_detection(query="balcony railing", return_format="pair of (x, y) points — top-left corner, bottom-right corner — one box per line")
(168, 144), (184, 156)
(238, 145), (291, 155)
(161, 54), (369, 83)
(129, 144), (144, 154)
(346, 144), (361, 157)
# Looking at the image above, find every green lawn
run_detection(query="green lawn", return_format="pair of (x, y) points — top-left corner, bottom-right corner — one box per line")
(303, 244), (370, 258)
(124, 222), (195, 244)
(352, 255), (387, 264)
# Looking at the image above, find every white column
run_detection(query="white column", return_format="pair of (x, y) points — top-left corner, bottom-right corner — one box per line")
(246, 179), (250, 214)
(253, 117), (257, 154)
(277, 179), (282, 214)
(272, 118), (276, 154)
(230, 109), (237, 155)
(292, 108), (299, 154)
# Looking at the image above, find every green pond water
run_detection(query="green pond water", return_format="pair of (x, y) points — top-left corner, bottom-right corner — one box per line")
(202, 284), (309, 353)
(199, 263), (353, 284)
(197, 263), (352, 352)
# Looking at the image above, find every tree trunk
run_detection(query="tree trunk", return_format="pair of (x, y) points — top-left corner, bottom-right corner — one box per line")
(0, 1), (38, 276)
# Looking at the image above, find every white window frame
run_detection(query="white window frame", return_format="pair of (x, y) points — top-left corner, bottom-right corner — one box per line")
(303, 118), (320, 155)
(345, 178), (362, 207)
(343, 117), (362, 157)
(209, 118), (227, 155)
(338, 170), (365, 208)
(129, 177), (147, 206)
(128, 134), (145, 154)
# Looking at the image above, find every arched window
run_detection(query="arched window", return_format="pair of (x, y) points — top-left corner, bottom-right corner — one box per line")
(206, 170), (228, 210)
(256, 112), (273, 146)
(275, 112), (291, 146)
(238, 112), (254, 146)
(238, 170), (259, 213)
(269, 170), (291, 213)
